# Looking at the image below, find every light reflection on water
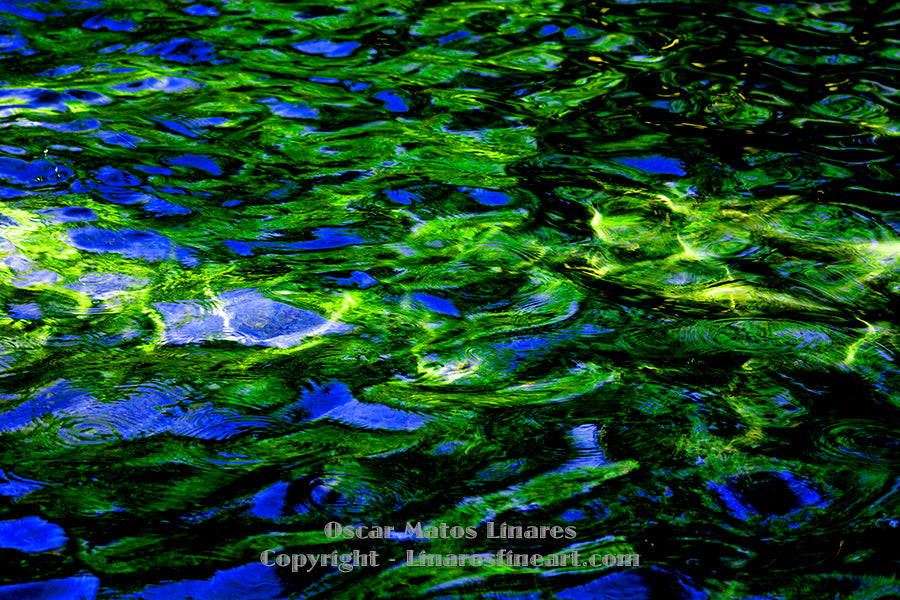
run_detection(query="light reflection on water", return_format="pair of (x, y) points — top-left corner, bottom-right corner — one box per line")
(0, 0), (899, 598)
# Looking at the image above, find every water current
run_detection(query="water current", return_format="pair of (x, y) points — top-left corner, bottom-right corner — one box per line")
(1, 0), (900, 598)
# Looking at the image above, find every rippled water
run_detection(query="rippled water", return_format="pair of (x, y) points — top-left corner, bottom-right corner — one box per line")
(2, 0), (900, 598)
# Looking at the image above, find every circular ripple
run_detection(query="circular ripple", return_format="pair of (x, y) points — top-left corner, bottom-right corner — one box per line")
(814, 420), (900, 466)
(808, 95), (885, 121)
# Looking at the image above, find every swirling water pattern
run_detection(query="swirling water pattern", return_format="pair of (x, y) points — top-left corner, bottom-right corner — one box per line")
(1, 0), (900, 598)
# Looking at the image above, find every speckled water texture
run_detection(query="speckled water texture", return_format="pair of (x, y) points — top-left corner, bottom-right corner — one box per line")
(1, 0), (900, 598)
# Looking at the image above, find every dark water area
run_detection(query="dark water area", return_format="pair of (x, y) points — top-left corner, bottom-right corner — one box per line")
(1, 0), (900, 598)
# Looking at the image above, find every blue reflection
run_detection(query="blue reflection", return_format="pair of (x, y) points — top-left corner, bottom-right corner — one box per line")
(0, 88), (68, 111)
(258, 97), (319, 118)
(458, 187), (512, 205)
(8, 303), (42, 319)
(132, 563), (284, 600)
(412, 293), (461, 317)
(248, 481), (289, 519)
(36, 206), (97, 223)
(293, 40), (360, 58)
(184, 4), (219, 17)
(0, 33), (29, 53)
(37, 64), (83, 77)
(90, 130), (147, 147)
(154, 289), (353, 348)
(0, 469), (45, 499)
(0, 577), (99, 600)
(166, 154), (222, 174)
(110, 77), (201, 93)
(68, 227), (197, 264)
(256, 228), (364, 250)
(96, 166), (140, 186)
(0, 1), (51, 21)
(0, 516), (66, 552)
(328, 270), (378, 288)
(139, 38), (216, 63)
(614, 156), (686, 176)
(557, 571), (650, 600)
(438, 31), (470, 45)
(83, 14), (136, 31)
(386, 189), (417, 204)
(374, 90), (408, 112)
(299, 381), (427, 431)
(224, 240), (253, 256)
(0, 157), (71, 186)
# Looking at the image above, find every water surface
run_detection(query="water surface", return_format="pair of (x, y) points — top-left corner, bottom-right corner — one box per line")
(1, 0), (900, 598)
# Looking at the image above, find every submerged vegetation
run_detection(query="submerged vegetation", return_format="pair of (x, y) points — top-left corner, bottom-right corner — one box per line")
(1, 0), (899, 598)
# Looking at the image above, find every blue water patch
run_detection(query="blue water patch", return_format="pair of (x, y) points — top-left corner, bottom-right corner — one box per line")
(83, 14), (136, 31)
(438, 31), (470, 45)
(68, 227), (175, 262)
(10, 118), (100, 133)
(224, 240), (254, 256)
(327, 270), (378, 288)
(155, 289), (353, 348)
(64, 89), (111, 104)
(293, 40), (360, 58)
(556, 570), (650, 600)
(432, 441), (465, 455)
(90, 130), (147, 147)
(36, 206), (97, 222)
(300, 381), (356, 419)
(386, 189), (417, 204)
(0, 469), (45, 499)
(139, 38), (216, 63)
(0, 33), (29, 53)
(0, 0), (50, 21)
(8, 303), (42, 319)
(324, 401), (428, 431)
(110, 77), (201, 93)
(248, 481), (289, 519)
(258, 97), (319, 119)
(0, 157), (71, 186)
(298, 381), (427, 431)
(556, 568), (704, 600)
(132, 562), (284, 600)
(95, 166), (141, 186)
(37, 64), (83, 77)
(458, 187), (512, 206)
(0, 88), (68, 113)
(412, 293), (461, 317)
(613, 155), (686, 176)
(165, 154), (222, 174)
(65, 272), (148, 300)
(184, 4), (219, 16)
(374, 90), (408, 112)
(0, 516), (67, 552)
(4, 379), (263, 442)
(559, 508), (585, 522)
(0, 576), (99, 600)
(715, 470), (828, 520)
(564, 26), (590, 40)
(258, 228), (364, 250)
(147, 197), (193, 216)
(134, 165), (175, 175)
